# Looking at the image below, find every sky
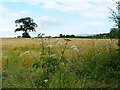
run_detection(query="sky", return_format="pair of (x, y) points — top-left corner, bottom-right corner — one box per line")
(0, 0), (119, 38)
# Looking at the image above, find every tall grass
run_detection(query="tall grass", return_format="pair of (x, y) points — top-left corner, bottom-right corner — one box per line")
(2, 38), (120, 88)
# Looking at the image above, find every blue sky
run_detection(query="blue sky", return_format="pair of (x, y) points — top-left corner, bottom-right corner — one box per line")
(0, 0), (118, 37)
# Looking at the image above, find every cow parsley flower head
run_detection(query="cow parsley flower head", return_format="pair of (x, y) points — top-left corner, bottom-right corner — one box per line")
(20, 51), (30, 56)
(71, 45), (79, 52)
(44, 79), (48, 83)
(47, 45), (52, 48)
(57, 42), (63, 46)
(39, 41), (42, 45)
(64, 42), (67, 44)
(23, 51), (30, 55)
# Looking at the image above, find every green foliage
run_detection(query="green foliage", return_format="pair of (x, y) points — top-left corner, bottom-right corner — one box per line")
(71, 42), (120, 88)
(110, 1), (120, 60)
(109, 28), (119, 38)
(32, 34), (71, 88)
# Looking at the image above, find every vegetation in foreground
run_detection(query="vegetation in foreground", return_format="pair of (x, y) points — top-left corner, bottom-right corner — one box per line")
(2, 37), (120, 88)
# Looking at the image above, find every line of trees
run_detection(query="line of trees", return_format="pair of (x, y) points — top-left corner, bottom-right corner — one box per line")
(92, 28), (119, 38)
(53, 28), (118, 38)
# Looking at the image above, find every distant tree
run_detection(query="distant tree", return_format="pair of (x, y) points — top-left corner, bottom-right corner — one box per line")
(17, 36), (22, 38)
(59, 34), (63, 38)
(65, 34), (75, 38)
(71, 34), (75, 38)
(15, 17), (38, 38)
(65, 35), (69, 38)
(59, 34), (65, 38)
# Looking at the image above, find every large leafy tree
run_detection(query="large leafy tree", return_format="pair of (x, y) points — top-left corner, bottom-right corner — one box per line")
(15, 17), (38, 38)
(110, 1), (120, 58)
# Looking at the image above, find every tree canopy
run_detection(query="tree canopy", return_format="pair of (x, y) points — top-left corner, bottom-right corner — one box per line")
(15, 17), (38, 38)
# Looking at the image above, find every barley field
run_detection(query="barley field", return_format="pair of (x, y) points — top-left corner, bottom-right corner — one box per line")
(1, 38), (120, 88)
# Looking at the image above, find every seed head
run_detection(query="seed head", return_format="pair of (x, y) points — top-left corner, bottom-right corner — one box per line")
(64, 39), (71, 42)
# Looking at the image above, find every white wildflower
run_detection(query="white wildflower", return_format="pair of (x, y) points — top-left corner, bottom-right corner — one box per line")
(23, 51), (30, 55)
(50, 54), (56, 57)
(47, 45), (52, 48)
(71, 45), (79, 52)
(40, 52), (42, 55)
(57, 42), (63, 46)
(71, 45), (77, 48)
(64, 42), (67, 44)
(44, 79), (48, 83)
(39, 41), (42, 45)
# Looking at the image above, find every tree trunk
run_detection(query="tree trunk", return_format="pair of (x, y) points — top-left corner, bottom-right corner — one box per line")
(22, 32), (31, 38)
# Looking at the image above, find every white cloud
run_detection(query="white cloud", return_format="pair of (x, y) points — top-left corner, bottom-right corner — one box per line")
(0, 17), (13, 30)
(81, 7), (109, 19)
(8, 10), (29, 19)
(30, 0), (117, 19)
(0, 3), (13, 32)
(36, 16), (61, 28)
(0, 3), (6, 13)
(2, 0), (117, 19)
(81, 21), (105, 27)
(0, 10), (29, 32)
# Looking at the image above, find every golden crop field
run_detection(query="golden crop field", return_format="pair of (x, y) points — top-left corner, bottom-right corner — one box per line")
(2, 38), (117, 54)
(1, 38), (120, 88)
